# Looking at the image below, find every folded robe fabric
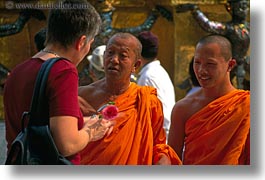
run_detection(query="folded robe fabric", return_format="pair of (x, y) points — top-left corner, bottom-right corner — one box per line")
(183, 90), (250, 165)
(79, 82), (182, 165)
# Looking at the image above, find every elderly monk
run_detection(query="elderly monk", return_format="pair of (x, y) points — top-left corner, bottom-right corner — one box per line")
(168, 34), (250, 165)
(78, 32), (182, 165)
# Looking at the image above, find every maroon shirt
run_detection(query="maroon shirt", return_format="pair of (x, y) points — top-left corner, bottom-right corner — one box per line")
(4, 58), (83, 164)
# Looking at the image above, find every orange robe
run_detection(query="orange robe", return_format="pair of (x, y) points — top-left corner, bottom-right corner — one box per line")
(183, 90), (250, 165)
(80, 83), (182, 165)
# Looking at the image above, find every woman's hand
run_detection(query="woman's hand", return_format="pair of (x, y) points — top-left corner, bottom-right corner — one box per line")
(83, 115), (115, 142)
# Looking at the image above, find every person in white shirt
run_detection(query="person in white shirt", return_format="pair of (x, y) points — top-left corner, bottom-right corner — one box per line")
(137, 31), (175, 141)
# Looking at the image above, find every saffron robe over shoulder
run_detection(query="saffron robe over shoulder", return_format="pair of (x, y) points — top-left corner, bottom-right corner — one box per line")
(183, 90), (250, 165)
(80, 83), (181, 165)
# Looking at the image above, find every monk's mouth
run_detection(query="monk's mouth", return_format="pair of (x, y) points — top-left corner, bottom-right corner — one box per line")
(108, 67), (119, 71)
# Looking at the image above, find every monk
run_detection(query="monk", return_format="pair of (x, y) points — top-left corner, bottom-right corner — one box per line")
(168, 34), (250, 165)
(78, 32), (182, 165)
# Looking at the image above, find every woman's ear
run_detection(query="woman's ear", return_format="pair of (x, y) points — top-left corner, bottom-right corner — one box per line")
(76, 35), (94, 51)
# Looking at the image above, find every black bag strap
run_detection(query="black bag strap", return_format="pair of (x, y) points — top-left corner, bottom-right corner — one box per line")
(28, 57), (67, 126)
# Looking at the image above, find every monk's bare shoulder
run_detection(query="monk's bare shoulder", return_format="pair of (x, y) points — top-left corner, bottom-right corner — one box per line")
(78, 79), (104, 98)
(173, 89), (204, 123)
(78, 79), (109, 111)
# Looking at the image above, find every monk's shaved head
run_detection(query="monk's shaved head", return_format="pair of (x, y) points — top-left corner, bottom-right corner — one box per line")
(196, 35), (232, 61)
(107, 32), (142, 60)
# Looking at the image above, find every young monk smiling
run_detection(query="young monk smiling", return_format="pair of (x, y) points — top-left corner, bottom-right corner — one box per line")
(168, 35), (250, 165)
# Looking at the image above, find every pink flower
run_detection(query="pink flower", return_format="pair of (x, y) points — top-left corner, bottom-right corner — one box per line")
(101, 105), (118, 120)
(97, 102), (119, 120)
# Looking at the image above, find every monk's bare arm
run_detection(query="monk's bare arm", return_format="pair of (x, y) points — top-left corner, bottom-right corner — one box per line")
(168, 100), (188, 160)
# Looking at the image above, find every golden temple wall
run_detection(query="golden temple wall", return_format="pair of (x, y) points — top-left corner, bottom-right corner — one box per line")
(0, 0), (250, 120)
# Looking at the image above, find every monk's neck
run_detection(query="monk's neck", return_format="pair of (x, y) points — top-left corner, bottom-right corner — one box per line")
(104, 79), (131, 96)
(203, 85), (236, 99)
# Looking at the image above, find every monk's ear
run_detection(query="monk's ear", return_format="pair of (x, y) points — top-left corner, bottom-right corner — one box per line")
(132, 59), (142, 72)
(227, 58), (236, 72)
